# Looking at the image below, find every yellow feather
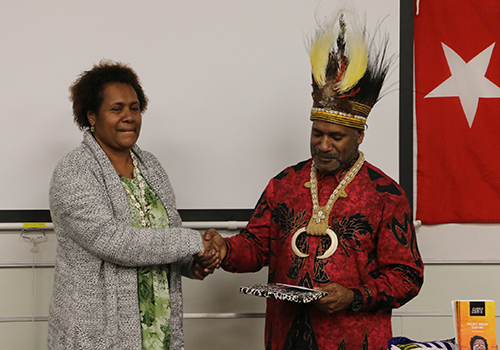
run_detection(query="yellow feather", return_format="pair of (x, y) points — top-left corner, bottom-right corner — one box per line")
(339, 32), (368, 92)
(310, 29), (335, 87)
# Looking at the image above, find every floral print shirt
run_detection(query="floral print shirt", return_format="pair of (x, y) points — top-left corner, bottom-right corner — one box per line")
(121, 170), (172, 350)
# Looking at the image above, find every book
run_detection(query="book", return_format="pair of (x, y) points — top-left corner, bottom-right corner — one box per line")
(453, 300), (497, 350)
(239, 283), (328, 303)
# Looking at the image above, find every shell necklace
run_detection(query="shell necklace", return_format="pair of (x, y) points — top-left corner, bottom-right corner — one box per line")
(121, 151), (151, 228)
(291, 151), (364, 259)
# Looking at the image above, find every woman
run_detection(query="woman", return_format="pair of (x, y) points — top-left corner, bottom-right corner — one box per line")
(47, 60), (217, 349)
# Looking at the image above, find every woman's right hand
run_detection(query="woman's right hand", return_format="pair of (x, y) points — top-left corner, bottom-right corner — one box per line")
(191, 229), (227, 280)
(191, 253), (217, 280)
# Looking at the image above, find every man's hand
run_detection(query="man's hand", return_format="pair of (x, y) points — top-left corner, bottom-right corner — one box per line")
(191, 229), (221, 280)
(203, 228), (228, 262)
(312, 283), (354, 314)
(191, 229), (228, 280)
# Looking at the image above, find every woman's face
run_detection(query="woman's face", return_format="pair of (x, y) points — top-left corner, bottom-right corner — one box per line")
(87, 82), (142, 155)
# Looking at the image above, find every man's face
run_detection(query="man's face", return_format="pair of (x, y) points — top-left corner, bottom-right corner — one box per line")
(310, 120), (364, 175)
(473, 339), (486, 350)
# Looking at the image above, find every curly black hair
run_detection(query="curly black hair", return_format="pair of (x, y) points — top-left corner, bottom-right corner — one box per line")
(70, 60), (148, 130)
(470, 335), (488, 350)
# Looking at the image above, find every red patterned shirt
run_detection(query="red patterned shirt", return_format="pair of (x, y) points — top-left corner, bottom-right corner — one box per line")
(222, 158), (423, 350)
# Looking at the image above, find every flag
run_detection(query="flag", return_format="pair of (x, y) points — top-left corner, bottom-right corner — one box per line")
(414, 0), (500, 224)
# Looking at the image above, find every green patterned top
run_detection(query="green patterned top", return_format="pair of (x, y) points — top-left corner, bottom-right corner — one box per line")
(120, 169), (172, 350)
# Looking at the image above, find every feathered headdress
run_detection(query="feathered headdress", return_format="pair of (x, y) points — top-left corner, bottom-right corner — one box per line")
(309, 13), (391, 129)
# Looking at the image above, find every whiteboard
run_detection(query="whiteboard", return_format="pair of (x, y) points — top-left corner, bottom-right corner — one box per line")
(0, 0), (400, 211)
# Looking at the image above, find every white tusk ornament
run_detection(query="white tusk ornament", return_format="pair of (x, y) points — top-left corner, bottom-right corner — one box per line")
(291, 227), (338, 259)
(291, 228), (309, 258)
(317, 229), (338, 259)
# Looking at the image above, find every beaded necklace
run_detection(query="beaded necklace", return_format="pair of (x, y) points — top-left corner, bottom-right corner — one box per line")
(291, 151), (365, 259)
(121, 151), (151, 228)
(307, 151), (364, 235)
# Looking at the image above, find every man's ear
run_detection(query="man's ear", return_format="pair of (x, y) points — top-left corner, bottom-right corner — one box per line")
(357, 130), (365, 145)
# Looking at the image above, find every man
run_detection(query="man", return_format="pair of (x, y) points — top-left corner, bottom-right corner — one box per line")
(471, 336), (488, 350)
(205, 13), (423, 350)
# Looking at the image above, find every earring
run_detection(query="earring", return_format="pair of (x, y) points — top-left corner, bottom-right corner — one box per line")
(90, 125), (95, 133)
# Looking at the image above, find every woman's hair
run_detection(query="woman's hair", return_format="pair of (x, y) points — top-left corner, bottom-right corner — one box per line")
(70, 60), (149, 130)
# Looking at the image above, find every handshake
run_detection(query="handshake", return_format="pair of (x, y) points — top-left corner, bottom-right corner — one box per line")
(192, 229), (228, 280)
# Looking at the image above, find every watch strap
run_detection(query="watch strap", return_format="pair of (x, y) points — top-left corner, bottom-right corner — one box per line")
(348, 288), (364, 312)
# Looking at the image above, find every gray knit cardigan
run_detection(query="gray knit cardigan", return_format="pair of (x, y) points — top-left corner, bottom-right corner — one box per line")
(47, 131), (204, 349)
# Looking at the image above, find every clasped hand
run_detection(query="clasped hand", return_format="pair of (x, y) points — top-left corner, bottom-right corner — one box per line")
(191, 229), (228, 280)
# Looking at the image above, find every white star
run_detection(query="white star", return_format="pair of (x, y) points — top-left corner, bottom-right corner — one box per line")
(425, 43), (500, 128)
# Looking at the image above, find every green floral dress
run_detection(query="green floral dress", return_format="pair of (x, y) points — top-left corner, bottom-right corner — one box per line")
(120, 170), (172, 350)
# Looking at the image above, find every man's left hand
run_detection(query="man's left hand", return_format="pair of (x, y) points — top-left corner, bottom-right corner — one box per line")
(312, 283), (354, 314)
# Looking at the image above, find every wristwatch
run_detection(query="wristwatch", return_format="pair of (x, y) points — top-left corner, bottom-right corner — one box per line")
(348, 288), (364, 312)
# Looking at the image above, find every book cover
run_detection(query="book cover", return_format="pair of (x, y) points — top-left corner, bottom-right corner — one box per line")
(453, 300), (496, 350)
(240, 283), (328, 303)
